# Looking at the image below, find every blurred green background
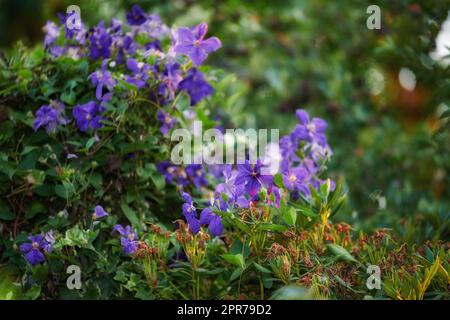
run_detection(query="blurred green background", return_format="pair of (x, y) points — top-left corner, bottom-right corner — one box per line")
(1, 0), (449, 240)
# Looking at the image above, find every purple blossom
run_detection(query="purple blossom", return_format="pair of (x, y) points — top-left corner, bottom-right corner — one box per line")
(113, 224), (139, 255)
(89, 22), (112, 60)
(178, 68), (214, 106)
(266, 185), (281, 208)
(185, 164), (208, 188)
(109, 18), (123, 34)
(145, 40), (162, 51)
(181, 192), (200, 234)
(43, 21), (60, 48)
(173, 22), (221, 66)
(200, 208), (223, 236)
(72, 101), (105, 132)
(126, 5), (147, 26)
(157, 161), (177, 183)
(282, 166), (309, 191)
(159, 63), (182, 100)
(157, 110), (176, 135)
(33, 101), (68, 134)
(235, 160), (274, 197)
(43, 231), (55, 253)
(112, 35), (137, 64)
(125, 58), (151, 89)
(133, 14), (169, 39)
(92, 205), (109, 220)
(20, 233), (54, 266)
(291, 109), (328, 146)
(208, 214), (223, 236)
(89, 60), (117, 101)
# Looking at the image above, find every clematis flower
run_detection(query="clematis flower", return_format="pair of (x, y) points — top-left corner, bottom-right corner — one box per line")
(157, 161), (177, 183)
(291, 109), (328, 146)
(72, 101), (105, 132)
(235, 160), (274, 197)
(158, 63), (182, 101)
(113, 224), (139, 255)
(126, 4), (147, 26)
(173, 22), (221, 66)
(43, 21), (60, 48)
(89, 60), (117, 101)
(133, 14), (169, 39)
(199, 207), (223, 237)
(185, 164), (208, 188)
(282, 166), (309, 191)
(33, 100), (68, 134)
(178, 68), (214, 106)
(125, 58), (151, 89)
(156, 110), (176, 135)
(181, 192), (200, 234)
(20, 233), (54, 266)
(89, 22), (112, 60)
(92, 205), (108, 220)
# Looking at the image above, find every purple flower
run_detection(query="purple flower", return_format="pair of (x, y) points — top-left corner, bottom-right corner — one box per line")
(208, 214), (223, 237)
(185, 164), (208, 188)
(109, 18), (123, 34)
(113, 224), (139, 255)
(43, 21), (60, 48)
(133, 14), (168, 39)
(291, 109), (327, 146)
(90, 60), (117, 101)
(89, 22), (112, 60)
(157, 161), (177, 183)
(72, 101), (105, 132)
(145, 40), (162, 51)
(33, 101), (68, 134)
(199, 207), (223, 237)
(181, 192), (200, 234)
(20, 234), (54, 266)
(235, 160), (274, 197)
(125, 58), (151, 89)
(92, 205), (108, 220)
(43, 231), (55, 253)
(126, 5), (147, 26)
(282, 166), (309, 191)
(173, 22), (221, 66)
(178, 68), (214, 106)
(112, 35), (137, 64)
(159, 63), (182, 100)
(157, 110), (176, 135)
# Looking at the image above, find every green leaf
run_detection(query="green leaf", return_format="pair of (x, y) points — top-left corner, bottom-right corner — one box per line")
(54, 181), (75, 199)
(222, 253), (245, 269)
(26, 285), (41, 300)
(327, 244), (357, 263)
(274, 173), (284, 188)
(291, 203), (317, 218)
(0, 200), (14, 221)
(254, 262), (272, 274)
(25, 202), (47, 219)
(257, 223), (288, 232)
(120, 204), (140, 228)
(0, 159), (15, 179)
(283, 207), (297, 226)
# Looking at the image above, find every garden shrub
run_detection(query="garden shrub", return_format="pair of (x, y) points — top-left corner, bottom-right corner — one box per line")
(0, 5), (448, 300)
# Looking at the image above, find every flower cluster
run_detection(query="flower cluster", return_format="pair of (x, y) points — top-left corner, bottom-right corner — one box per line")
(35, 4), (221, 136)
(157, 162), (209, 189)
(170, 109), (333, 237)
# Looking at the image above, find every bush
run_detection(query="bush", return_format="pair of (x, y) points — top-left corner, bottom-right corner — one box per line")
(0, 5), (448, 300)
